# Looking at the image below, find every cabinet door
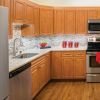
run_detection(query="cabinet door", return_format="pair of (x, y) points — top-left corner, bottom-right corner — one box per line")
(0, 0), (4, 5)
(74, 58), (86, 79)
(87, 8), (97, 19)
(25, 2), (33, 24)
(62, 57), (74, 79)
(38, 62), (47, 89)
(54, 8), (65, 34)
(40, 6), (53, 34)
(76, 8), (87, 34)
(65, 8), (76, 34)
(33, 5), (40, 35)
(31, 67), (39, 97)
(74, 51), (86, 79)
(13, 0), (26, 23)
(51, 52), (62, 79)
(45, 53), (50, 82)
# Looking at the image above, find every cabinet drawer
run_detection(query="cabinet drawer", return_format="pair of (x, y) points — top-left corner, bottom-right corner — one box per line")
(74, 51), (86, 57)
(62, 51), (74, 57)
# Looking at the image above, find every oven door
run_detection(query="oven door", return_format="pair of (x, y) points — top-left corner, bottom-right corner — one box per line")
(86, 52), (100, 73)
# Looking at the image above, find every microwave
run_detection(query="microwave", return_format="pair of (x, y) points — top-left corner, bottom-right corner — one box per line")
(88, 19), (100, 34)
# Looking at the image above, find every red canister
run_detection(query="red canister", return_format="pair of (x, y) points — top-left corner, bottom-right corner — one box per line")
(62, 41), (67, 48)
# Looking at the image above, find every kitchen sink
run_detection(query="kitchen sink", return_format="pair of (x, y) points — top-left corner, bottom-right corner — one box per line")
(14, 53), (39, 59)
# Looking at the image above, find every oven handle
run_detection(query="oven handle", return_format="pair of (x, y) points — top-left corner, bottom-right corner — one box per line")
(86, 52), (96, 56)
(87, 74), (99, 77)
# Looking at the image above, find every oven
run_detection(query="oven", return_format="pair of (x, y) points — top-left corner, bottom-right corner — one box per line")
(86, 36), (100, 82)
(87, 52), (100, 73)
(88, 19), (100, 34)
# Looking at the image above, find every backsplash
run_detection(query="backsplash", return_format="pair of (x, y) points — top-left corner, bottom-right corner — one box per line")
(9, 29), (88, 55)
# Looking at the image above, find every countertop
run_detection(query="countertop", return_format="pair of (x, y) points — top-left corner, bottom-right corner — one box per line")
(9, 46), (87, 73)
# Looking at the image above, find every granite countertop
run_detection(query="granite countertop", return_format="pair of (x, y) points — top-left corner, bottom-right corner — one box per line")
(9, 46), (87, 73)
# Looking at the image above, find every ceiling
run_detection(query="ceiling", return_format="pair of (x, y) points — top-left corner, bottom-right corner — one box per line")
(30, 0), (100, 7)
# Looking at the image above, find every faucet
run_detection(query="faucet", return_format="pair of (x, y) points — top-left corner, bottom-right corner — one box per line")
(13, 38), (22, 57)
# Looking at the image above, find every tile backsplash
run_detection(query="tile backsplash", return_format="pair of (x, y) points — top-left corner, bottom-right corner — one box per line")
(9, 26), (88, 55)
(9, 34), (88, 54)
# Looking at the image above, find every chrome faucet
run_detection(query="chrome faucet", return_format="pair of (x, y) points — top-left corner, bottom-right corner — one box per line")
(13, 38), (22, 57)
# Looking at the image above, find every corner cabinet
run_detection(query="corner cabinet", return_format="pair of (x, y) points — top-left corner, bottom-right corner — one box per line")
(40, 6), (54, 34)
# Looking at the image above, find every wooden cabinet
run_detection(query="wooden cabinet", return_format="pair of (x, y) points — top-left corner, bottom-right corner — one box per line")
(51, 52), (62, 79)
(25, 1), (34, 24)
(65, 8), (76, 34)
(62, 52), (74, 79)
(40, 6), (53, 34)
(33, 4), (40, 35)
(13, 0), (26, 23)
(76, 8), (87, 34)
(0, 0), (4, 5)
(74, 51), (86, 79)
(54, 8), (65, 34)
(31, 53), (50, 98)
(51, 51), (86, 79)
(87, 8), (97, 19)
(45, 53), (50, 82)
(31, 65), (39, 97)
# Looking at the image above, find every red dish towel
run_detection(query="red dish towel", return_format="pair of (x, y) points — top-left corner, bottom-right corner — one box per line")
(96, 52), (100, 63)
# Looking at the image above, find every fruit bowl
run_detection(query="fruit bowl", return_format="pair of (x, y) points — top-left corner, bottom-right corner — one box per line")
(39, 43), (47, 48)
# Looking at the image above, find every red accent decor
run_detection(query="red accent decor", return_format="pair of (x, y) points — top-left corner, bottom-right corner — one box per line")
(96, 52), (100, 63)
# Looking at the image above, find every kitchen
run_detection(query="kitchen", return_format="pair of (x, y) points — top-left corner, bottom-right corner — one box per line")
(0, 0), (100, 100)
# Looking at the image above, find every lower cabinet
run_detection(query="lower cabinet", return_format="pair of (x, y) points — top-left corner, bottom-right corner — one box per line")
(51, 52), (62, 79)
(62, 56), (74, 79)
(51, 51), (86, 79)
(74, 51), (86, 79)
(31, 53), (50, 98)
(31, 66), (39, 98)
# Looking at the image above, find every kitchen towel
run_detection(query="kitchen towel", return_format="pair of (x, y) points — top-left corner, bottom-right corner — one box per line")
(96, 52), (100, 63)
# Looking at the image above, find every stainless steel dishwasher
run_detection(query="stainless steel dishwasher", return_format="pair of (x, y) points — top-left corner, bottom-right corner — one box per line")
(9, 63), (32, 100)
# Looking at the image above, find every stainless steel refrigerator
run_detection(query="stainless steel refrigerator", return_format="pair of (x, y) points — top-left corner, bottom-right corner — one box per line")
(0, 6), (9, 100)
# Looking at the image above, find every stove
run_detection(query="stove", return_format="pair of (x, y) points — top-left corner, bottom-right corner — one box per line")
(86, 36), (100, 82)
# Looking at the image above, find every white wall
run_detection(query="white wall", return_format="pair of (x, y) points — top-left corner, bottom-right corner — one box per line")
(30, 0), (100, 6)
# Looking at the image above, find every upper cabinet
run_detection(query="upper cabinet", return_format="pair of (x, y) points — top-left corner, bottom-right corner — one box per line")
(25, 1), (34, 24)
(40, 6), (54, 34)
(87, 8), (97, 19)
(76, 8), (87, 34)
(13, 0), (34, 24)
(54, 8), (65, 34)
(33, 4), (40, 35)
(0, 0), (4, 5)
(65, 8), (76, 34)
(13, 0), (26, 23)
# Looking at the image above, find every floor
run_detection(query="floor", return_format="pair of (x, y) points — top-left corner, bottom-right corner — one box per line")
(34, 81), (100, 100)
